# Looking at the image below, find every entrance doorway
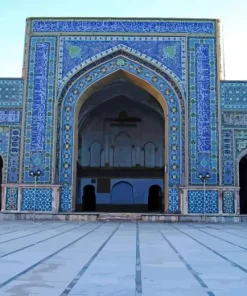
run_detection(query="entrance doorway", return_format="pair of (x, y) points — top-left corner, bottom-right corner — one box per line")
(82, 185), (96, 211)
(0, 156), (3, 211)
(148, 185), (162, 212)
(239, 156), (247, 214)
(76, 75), (166, 213)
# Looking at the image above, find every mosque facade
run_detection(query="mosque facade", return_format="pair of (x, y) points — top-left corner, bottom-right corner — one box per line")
(0, 18), (246, 216)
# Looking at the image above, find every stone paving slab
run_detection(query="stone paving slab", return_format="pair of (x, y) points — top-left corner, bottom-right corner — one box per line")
(0, 222), (247, 295)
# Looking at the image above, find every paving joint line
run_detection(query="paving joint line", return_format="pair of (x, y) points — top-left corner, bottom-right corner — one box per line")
(186, 224), (247, 251)
(159, 229), (215, 296)
(0, 222), (105, 289)
(60, 223), (121, 296)
(0, 222), (53, 236)
(0, 222), (68, 245)
(135, 222), (142, 296)
(0, 222), (89, 259)
(170, 224), (247, 274)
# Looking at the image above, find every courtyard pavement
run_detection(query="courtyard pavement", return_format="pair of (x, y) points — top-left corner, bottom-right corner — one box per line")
(0, 222), (246, 295)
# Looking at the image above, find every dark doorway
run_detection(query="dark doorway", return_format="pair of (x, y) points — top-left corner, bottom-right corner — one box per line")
(0, 156), (3, 211)
(82, 185), (96, 211)
(148, 185), (162, 212)
(239, 156), (247, 214)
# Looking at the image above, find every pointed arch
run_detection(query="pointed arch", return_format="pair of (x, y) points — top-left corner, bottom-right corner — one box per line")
(113, 132), (132, 167)
(56, 53), (186, 212)
(90, 141), (101, 167)
(144, 142), (156, 168)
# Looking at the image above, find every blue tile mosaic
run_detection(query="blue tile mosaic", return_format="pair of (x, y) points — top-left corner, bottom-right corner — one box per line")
(222, 129), (234, 186)
(8, 127), (21, 183)
(188, 38), (218, 185)
(22, 36), (57, 184)
(221, 81), (247, 109)
(0, 109), (22, 125)
(60, 187), (71, 212)
(57, 55), (185, 210)
(6, 187), (18, 210)
(0, 79), (24, 107)
(59, 37), (186, 92)
(222, 191), (235, 214)
(188, 190), (218, 213)
(32, 19), (215, 34)
(0, 114), (21, 184)
(168, 188), (179, 213)
(21, 188), (52, 211)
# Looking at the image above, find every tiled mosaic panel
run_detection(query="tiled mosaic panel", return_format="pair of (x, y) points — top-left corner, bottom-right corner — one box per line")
(188, 38), (218, 185)
(188, 190), (218, 213)
(222, 111), (247, 128)
(0, 109), (22, 125)
(235, 130), (247, 158)
(60, 187), (71, 212)
(222, 129), (234, 186)
(57, 56), (185, 207)
(8, 127), (21, 183)
(0, 127), (10, 183)
(59, 37), (186, 91)
(32, 19), (215, 34)
(22, 36), (57, 184)
(21, 188), (52, 211)
(222, 191), (235, 214)
(6, 187), (18, 210)
(0, 79), (24, 107)
(221, 81), (247, 109)
(168, 188), (179, 213)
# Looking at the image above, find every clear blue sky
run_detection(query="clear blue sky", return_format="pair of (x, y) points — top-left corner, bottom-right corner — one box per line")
(0, 0), (246, 80)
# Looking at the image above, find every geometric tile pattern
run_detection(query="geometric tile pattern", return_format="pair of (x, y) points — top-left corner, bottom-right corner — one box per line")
(235, 130), (247, 158)
(221, 81), (247, 109)
(0, 109), (22, 125)
(0, 78), (24, 106)
(222, 129), (234, 186)
(188, 38), (218, 185)
(168, 188), (179, 213)
(7, 127), (21, 183)
(6, 187), (18, 210)
(21, 188), (52, 211)
(32, 19), (216, 34)
(221, 82), (247, 186)
(57, 55), (185, 211)
(60, 187), (71, 212)
(222, 190), (235, 214)
(188, 190), (218, 213)
(22, 36), (57, 184)
(58, 37), (186, 92)
(0, 127), (10, 183)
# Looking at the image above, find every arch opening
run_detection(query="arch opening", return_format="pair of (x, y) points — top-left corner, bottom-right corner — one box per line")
(82, 185), (96, 212)
(148, 185), (162, 212)
(76, 76), (165, 212)
(239, 156), (247, 214)
(57, 55), (184, 213)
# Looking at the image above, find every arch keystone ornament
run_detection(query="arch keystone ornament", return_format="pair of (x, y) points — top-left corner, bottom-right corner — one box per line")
(56, 53), (186, 212)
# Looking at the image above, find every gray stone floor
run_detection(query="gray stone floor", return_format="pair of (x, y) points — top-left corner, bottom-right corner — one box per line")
(0, 222), (247, 295)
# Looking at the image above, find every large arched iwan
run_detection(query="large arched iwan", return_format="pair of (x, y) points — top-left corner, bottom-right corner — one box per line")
(56, 53), (185, 212)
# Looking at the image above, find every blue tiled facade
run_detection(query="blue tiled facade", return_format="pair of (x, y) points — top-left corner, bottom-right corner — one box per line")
(0, 18), (245, 214)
